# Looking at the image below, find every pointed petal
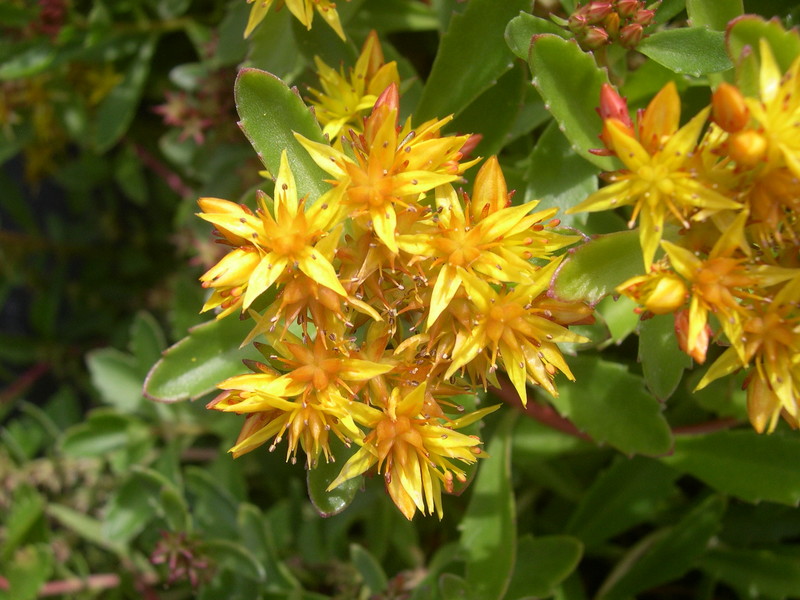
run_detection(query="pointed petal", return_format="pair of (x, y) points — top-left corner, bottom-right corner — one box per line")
(243, 254), (288, 309)
(327, 446), (377, 491)
(428, 265), (463, 327)
(296, 247), (347, 296)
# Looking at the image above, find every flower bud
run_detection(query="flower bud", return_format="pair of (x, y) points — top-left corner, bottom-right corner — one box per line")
(619, 23), (644, 49)
(675, 308), (710, 364)
(584, 1), (615, 25)
(711, 82), (749, 133)
(617, 271), (687, 315)
(617, 0), (641, 18)
(745, 374), (781, 434)
(471, 156), (509, 222)
(568, 13), (588, 34)
(728, 129), (768, 167)
(579, 26), (609, 50)
(603, 12), (620, 37)
(597, 83), (633, 126)
(633, 8), (656, 25)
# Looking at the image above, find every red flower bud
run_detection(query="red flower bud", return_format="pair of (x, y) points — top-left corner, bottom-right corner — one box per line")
(603, 12), (620, 37)
(616, 0), (641, 18)
(711, 82), (749, 133)
(584, 1), (615, 25)
(619, 23), (644, 49)
(568, 13), (588, 33)
(633, 8), (656, 25)
(597, 83), (633, 128)
(579, 26), (609, 49)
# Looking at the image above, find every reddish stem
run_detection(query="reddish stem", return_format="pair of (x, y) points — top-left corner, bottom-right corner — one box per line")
(0, 362), (50, 405)
(133, 144), (194, 198)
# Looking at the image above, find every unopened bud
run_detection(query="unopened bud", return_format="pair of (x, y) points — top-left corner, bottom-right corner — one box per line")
(746, 374), (781, 434)
(711, 82), (749, 133)
(580, 26), (609, 49)
(471, 156), (509, 222)
(617, 271), (686, 315)
(568, 13), (588, 33)
(617, 0), (641, 18)
(597, 83), (633, 128)
(584, 1), (615, 25)
(675, 308), (710, 364)
(619, 23), (644, 49)
(603, 12), (620, 37)
(728, 129), (768, 167)
(633, 8), (656, 25)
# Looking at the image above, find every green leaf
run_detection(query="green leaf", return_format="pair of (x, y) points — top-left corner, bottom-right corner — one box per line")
(597, 495), (725, 600)
(552, 230), (643, 305)
(505, 535), (583, 599)
(528, 34), (616, 171)
(144, 317), (259, 403)
(2, 486), (45, 562)
(415, 0), (530, 121)
(639, 313), (691, 400)
(348, 0), (439, 33)
(548, 355), (674, 456)
(638, 28), (732, 76)
(699, 546), (800, 599)
(235, 68), (329, 201)
(662, 430), (800, 505)
(350, 544), (389, 595)
(60, 410), (149, 457)
(92, 36), (157, 152)
(524, 120), (599, 228)
(686, 0), (742, 31)
(86, 348), (143, 412)
(129, 311), (167, 375)
(461, 412), (516, 600)
(567, 456), (679, 547)
(439, 574), (470, 600)
(307, 436), (362, 517)
(448, 62), (527, 156)
(505, 12), (568, 61)
(3, 545), (53, 600)
(0, 43), (56, 80)
(726, 15), (800, 73)
(595, 295), (639, 345)
(245, 6), (303, 82)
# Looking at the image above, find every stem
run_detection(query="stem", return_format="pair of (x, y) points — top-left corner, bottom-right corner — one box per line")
(0, 362), (50, 405)
(133, 144), (194, 198)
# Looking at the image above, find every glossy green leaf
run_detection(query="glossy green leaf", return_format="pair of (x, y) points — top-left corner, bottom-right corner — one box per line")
(662, 430), (800, 505)
(46, 503), (126, 556)
(235, 68), (330, 201)
(529, 34), (616, 171)
(92, 36), (156, 152)
(505, 12), (568, 61)
(505, 535), (583, 599)
(552, 230), (643, 305)
(462, 412), (516, 600)
(596, 295), (639, 345)
(726, 15), (800, 73)
(686, 0), (742, 31)
(524, 120), (599, 228)
(699, 546), (800, 599)
(185, 466), (241, 537)
(638, 28), (732, 76)
(86, 348), (143, 412)
(0, 43), (56, 80)
(144, 317), (258, 403)
(548, 355), (673, 456)
(567, 456), (678, 547)
(307, 436), (361, 517)
(129, 311), (166, 374)
(415, 0), (530, 121)
(639, 313), (691, 400)
(60, 410), (149, 457)
(350, 544), (389, 595)
(597, 495), (725, 600)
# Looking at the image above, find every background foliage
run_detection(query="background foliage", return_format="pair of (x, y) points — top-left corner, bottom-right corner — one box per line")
(3, 0), (800, 598)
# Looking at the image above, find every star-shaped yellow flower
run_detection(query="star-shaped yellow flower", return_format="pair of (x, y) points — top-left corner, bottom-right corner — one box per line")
(245, 0), (347, 40)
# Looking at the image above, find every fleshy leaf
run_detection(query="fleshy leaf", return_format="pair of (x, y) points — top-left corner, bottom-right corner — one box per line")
(307, 436), (362, 517)
(639, 313), (691, 401)
(686, 0), (743, 31)
(638, 28), (732, 76)
(414, 0), (530, 121)
(699, 547), (800, 598)
(726, 15), (800, 74)
(461, 412), (516, 600)
(505, 12), (568, 61)
(144, 317), (259, 403)
(552, 230), (644, 305)
(547, 355), (674, 456)
(235, 68), (330, 201)
(528, 34), (616, 171)
(661, 430), (800, 505)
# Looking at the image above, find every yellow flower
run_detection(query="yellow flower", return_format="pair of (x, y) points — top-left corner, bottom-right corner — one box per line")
(398, 157), (581, 327)
(567, 82), (740, 269)
(697, 278), (800, 433)
(445, 261), (589, 405)
(616, 266), (687, 316)
(209, 331), (392, 464)
(296, 84), (479, 254)
(198, 150), (347, 317)
(327, 381), (499, 519)
(308, 31), (400, 141)
(245, 0), (347, 40)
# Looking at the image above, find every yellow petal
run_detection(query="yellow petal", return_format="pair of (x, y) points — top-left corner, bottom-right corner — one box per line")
(243, 253), (288, 309)
(296, 247), (347, 296)
(428, 265), (463, 327)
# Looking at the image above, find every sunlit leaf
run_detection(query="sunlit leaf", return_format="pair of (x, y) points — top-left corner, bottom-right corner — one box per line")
(639, 313), (691, 401)
(638, 28), (732, 76)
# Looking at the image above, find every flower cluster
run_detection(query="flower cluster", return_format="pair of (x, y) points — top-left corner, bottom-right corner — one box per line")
(197, 38), (591, 518)
(557, 0), (657, 51)
(245, 0), (348, 40)
(570, 39), (800, 433)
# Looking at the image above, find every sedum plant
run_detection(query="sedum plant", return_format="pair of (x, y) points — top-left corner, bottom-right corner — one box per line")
(5, 0), (800, 598)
